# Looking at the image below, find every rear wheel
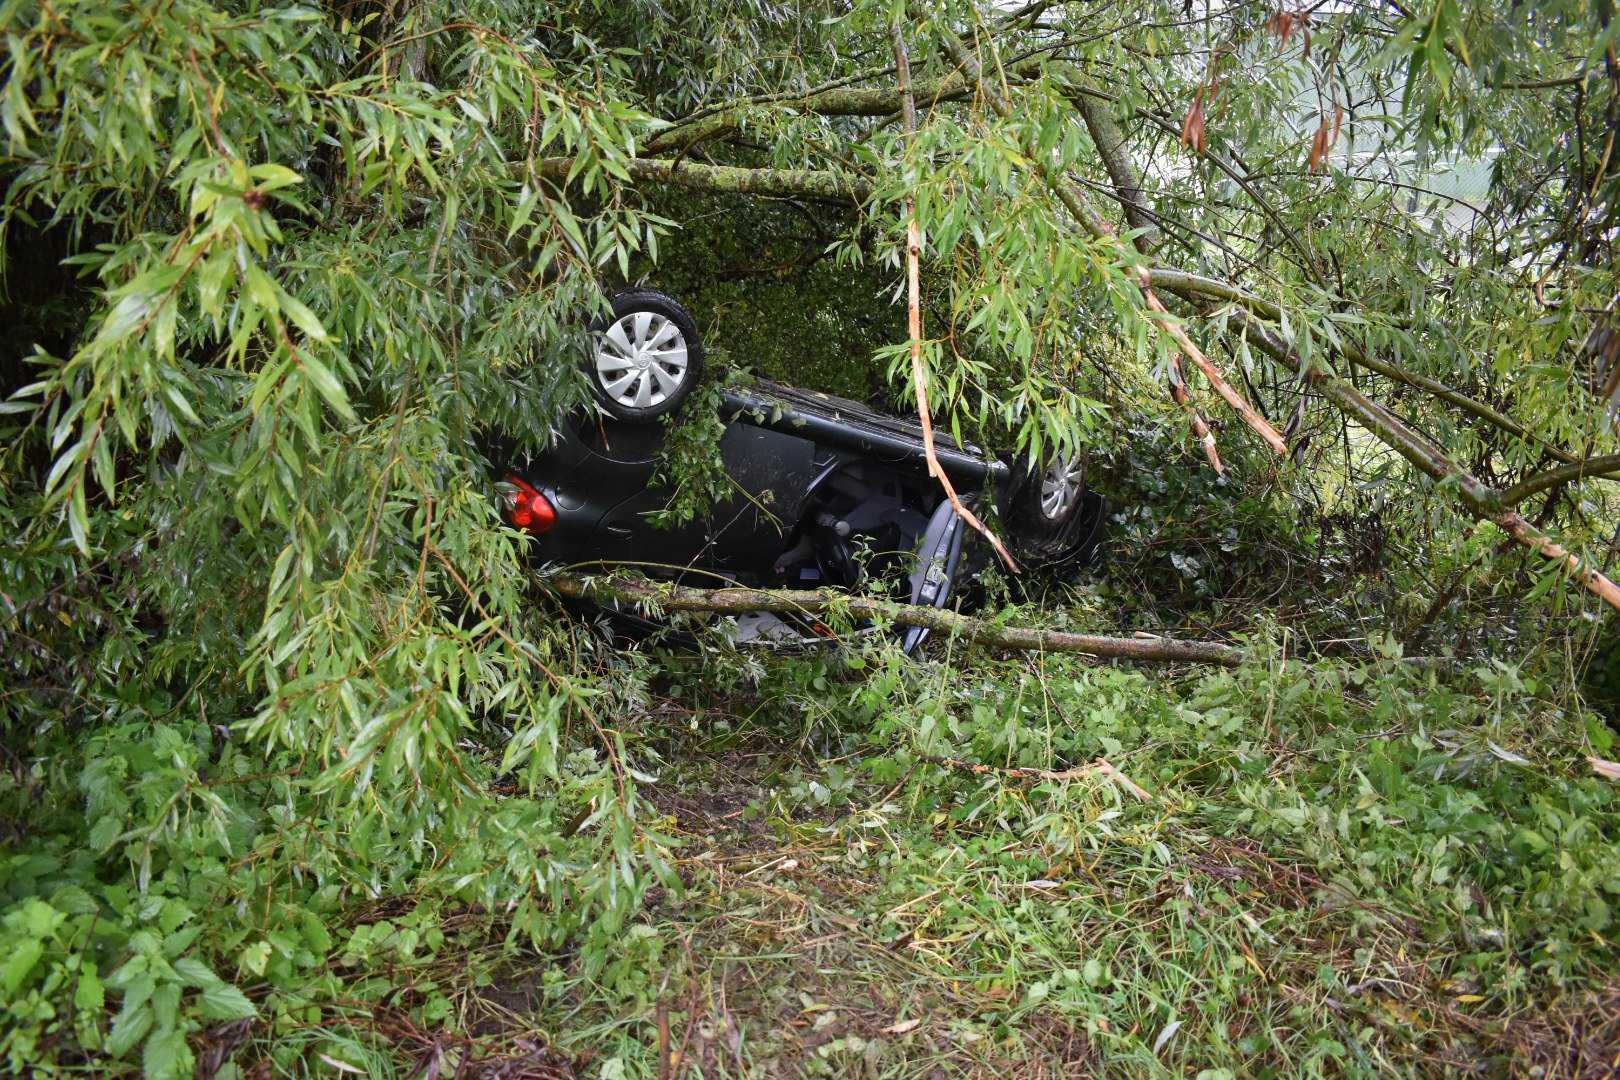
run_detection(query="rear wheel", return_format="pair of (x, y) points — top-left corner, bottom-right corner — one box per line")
(588, 290), (704, 423)
(1010, 450), (1086, 537)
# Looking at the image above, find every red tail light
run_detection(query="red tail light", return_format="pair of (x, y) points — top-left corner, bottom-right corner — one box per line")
(503, 475), (556, 533)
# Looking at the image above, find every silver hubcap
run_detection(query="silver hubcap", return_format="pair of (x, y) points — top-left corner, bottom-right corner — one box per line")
(1039, 454), (1084, 521)
(595, 311), (689, 410)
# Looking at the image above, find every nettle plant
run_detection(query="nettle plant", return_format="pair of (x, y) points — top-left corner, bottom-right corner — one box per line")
(0, 0), (678, 1072)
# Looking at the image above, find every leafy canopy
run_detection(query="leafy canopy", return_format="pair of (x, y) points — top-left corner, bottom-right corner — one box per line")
(2, 0), (1619, 1074)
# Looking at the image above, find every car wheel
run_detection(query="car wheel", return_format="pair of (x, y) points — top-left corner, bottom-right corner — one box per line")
(588, 290), (704, 423)
(1011, 450), (1086, 537)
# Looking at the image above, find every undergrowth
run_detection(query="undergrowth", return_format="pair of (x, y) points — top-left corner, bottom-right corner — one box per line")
(8, 612), (1617, 1077)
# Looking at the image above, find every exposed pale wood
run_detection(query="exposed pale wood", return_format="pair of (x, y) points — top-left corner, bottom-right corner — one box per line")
(919, 9), (1286, 462)
(1497, 514), (1620, 610)
(1225, 306), (1620, 613)
(1138, 268), (1289, 456)
(1170, 355), (1224, 473)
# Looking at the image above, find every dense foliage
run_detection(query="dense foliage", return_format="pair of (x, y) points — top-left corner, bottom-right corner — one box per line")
(2, 0), (1618, 1075)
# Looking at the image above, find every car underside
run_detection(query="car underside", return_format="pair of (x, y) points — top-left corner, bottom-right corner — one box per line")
(500, 292), (1107, 649)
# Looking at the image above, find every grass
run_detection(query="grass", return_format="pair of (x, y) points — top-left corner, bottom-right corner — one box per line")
(282, 632), (1620, 1079)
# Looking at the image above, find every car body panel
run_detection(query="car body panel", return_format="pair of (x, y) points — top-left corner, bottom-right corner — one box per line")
(504, 377), (1107, 640)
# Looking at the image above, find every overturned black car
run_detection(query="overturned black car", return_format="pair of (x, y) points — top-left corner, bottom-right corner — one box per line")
(500, 290), (1106, 648)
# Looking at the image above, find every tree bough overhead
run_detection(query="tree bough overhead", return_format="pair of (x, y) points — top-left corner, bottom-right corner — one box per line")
(2, 0), (1620, 1073)
(524, 2), (1620, 608)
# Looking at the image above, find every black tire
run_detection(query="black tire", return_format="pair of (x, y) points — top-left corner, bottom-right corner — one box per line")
(1009, 449), (1087, 539)
(587, 290), (705, 423)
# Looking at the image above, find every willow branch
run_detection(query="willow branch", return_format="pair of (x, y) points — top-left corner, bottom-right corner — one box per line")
(891, 23), (1018, 571)
(1171, 355), (1224, 473)
(919, 7), (1286, 461)
(1226, 306), (1620, 612)
(645, 59), (1049, 155)
(1074, 94), (1159, 252)
(549, 574), (1247, 666)
(1141, 271), (1288, 456)
(1500, 453), (1620, 506)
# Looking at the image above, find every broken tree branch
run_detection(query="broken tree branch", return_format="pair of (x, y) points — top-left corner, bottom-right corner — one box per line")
(1170, 354), (1224, 473)
(891, 22), (1018, 572)
(548, 574), (1247, 666)
(1139, 268), (1289, 457)
(1224, 305), (1620, 612)
(918, 7), (1287, 462)
(917, 15), (1620, 612)
(1140, 270), (1579, 465)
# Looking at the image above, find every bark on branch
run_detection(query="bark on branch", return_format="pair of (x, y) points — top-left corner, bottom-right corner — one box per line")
(1500, 453), (1620, 506)
(1074, 95), (1160, 252)
(908, 13), (1620, 612)
(643, 57), (1056, 155)
(1225, 306), (1620, 611)
(549, 574), (1247, 666)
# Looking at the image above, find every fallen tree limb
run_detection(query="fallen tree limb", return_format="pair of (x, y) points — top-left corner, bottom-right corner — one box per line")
(1140, 268), (1289, 456)
(1171, 354), (1225, 472)
(910, 14), (1620, 614)
(1224, 306), (1620, 612)
(626, 53), (1580, 468)
(548, 573), (1246, 666)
